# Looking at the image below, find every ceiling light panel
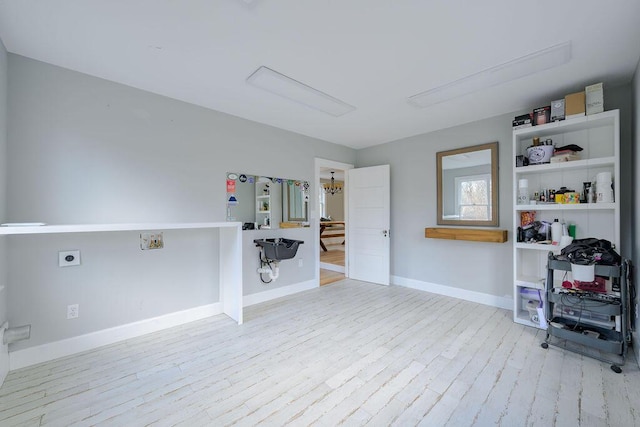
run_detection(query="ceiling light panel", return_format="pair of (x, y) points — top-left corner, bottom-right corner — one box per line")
(247, 66), (356, 117)
(408, 41), (572, 108)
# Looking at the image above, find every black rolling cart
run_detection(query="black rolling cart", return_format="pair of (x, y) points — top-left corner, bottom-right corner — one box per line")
(541, 252), (632, 373)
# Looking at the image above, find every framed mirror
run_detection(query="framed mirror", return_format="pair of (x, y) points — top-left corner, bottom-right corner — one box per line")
(226, 173), (309, 230)
(436, 141), (498, 226)
(284, 182), (309, 221)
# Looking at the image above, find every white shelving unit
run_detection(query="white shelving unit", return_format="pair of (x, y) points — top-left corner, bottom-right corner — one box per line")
(512, 110), (620, 328)
(0, 222), (244, 324)
(256, 181), (272, 229)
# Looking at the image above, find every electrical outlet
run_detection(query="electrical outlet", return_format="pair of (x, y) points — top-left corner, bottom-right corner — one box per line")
(67, 304), (79, 319)
(59, 250), (81, 267)
(298, 258), (303, 267)
(140, 232), (164, 250)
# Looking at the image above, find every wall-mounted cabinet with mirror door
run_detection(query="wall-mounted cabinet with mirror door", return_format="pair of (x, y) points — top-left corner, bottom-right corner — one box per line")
(225, 172), (310, 230)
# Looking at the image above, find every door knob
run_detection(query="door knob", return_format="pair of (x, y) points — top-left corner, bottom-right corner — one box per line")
(382, 230), (389, 237)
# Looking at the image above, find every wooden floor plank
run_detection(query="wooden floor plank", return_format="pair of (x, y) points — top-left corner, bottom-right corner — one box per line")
(0, 279), (637, 426)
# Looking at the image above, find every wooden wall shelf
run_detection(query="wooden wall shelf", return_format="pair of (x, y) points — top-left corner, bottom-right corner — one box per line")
(425, 227), (508, 243)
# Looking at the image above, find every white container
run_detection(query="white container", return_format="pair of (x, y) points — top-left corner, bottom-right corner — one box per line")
(551, 220), (562, 245)
(595, 172), (614, 203)
(517, 179), (529, 205)
(588, 185), (595, 203)
(559, 235), (573, 249)
(571, 263), (595, 282)
(596, 171), (612, 184)
(596, 187), (614, 203)
(527, 145), (554, 164)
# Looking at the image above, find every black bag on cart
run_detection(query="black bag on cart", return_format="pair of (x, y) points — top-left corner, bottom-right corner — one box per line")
(559, 238), (621, 266)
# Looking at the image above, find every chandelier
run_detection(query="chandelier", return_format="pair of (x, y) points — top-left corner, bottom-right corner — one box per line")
(324, 171), (343, 195)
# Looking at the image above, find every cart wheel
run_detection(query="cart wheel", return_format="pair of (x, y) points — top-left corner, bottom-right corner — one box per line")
(611, 365), (622, 374)
(541, 342), (548, 349)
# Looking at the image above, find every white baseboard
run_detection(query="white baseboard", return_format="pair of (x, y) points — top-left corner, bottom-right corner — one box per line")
(391, 275), (512, 310)
(9, 303), (222, 370)
(244, 280), (317, 307)
(320, 262), (345, 273)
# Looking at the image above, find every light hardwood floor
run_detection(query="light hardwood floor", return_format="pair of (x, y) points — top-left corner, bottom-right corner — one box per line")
(1, 280), (638, 426)
(319, 269), (345, 286)
(320, 244), (345, 286)
(320, 245), (345, 267)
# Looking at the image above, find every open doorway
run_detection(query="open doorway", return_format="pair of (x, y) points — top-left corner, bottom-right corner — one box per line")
(319, 167), (345, 285)
(315, 159), (353, 286)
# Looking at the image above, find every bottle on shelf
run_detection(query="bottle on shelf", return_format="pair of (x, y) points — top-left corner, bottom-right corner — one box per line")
(582, 182), (591, 203)
(551, 219), (562, 245)
(518, 179), (529, 205)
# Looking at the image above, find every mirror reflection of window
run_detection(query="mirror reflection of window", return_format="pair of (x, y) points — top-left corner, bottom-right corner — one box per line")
(319, 190), (327, 218)
(455, 174), (491, 220)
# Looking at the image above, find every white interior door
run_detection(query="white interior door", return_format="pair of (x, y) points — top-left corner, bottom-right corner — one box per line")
(347, 165), (390, 285)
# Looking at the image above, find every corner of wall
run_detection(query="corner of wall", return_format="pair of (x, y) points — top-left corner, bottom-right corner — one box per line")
(0, 37), (9, 385)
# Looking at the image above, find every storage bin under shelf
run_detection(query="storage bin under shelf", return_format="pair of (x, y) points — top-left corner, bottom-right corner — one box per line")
(515, 311), (540, 328)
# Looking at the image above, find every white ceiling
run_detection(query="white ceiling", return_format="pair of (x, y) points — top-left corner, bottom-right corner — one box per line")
(1, 1), (639, 149)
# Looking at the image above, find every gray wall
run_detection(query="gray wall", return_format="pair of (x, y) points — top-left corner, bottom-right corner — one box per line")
(6, 54), (356, 351)
(613, 87), (635, 260)
(632, 60), (639, 367)
(8, 229), (219, 350)
(0, 38), (7, 374)
(356, 85), (634, 302)
(356, 113), (514, 299)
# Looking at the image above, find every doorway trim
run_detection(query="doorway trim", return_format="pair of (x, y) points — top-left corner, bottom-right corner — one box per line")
(314, 158), (354, 286)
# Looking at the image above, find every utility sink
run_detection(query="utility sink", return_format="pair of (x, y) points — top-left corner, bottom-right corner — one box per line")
(254, 238), (304, 261)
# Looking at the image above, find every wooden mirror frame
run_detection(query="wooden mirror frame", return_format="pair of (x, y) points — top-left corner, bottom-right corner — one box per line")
(436, 141), (499, 226)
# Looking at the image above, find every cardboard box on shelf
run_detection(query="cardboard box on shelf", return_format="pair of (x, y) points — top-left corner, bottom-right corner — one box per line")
(586, 82), (604, 115)
(565, 91), (585, 119)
